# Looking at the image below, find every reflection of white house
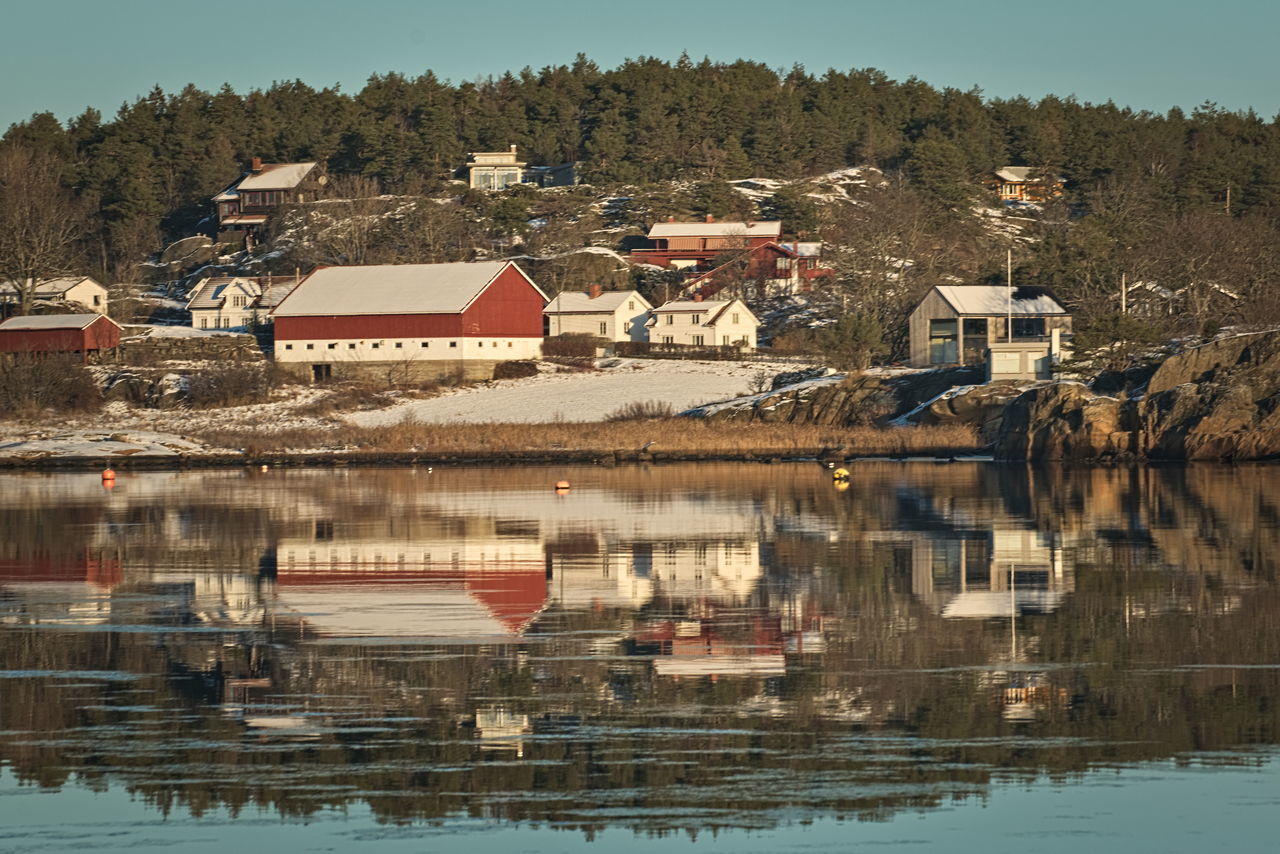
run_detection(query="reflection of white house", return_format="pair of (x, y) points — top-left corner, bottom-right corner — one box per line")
(646, 299), (758, 348)
(902, 527), (1073, 618)
(543, 287), (652, 342)
(547, 539), (762, 607)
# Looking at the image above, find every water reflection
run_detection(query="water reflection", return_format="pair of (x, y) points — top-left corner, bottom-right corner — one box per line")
(0, 463), (1278, 840)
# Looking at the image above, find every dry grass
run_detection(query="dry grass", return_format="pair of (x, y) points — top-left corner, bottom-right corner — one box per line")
(191, 418), (979, 458)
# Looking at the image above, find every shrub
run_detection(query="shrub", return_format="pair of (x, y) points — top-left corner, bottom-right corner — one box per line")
(184, 362), (281, 409)
(606, 399), (676, 421)
(543, 334), (605, 358)
(493, 360), (540, 380)
(0, 355), (102, 418)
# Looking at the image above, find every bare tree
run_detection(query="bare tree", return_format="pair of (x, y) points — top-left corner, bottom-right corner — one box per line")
(0, 145), (90, 313)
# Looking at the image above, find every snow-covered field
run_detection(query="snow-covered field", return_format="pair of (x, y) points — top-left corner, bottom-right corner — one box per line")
(349, 358), (813, 426)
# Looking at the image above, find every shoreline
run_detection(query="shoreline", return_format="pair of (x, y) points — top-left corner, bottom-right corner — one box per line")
(0, 446), (991, 472)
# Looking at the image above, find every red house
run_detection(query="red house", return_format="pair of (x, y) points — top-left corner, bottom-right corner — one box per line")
(685, 241), (832, 299)
(630, 217), (782, 270)
(0, 313), (122, 362)
(213, 158), (327, 247)
(271, 261), (548, 383)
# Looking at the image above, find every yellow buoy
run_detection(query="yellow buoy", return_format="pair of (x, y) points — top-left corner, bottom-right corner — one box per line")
(554, 480), (571, 492)
(832, 467), (850, 481)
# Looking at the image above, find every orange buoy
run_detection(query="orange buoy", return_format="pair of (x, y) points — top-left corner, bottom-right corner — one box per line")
(554, 480), (571, 492)
(101, 468), (116, 481)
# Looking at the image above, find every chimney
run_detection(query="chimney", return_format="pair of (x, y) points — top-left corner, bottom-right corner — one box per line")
(693, 293), (703, 302)
(705, 214), (714, 223)
(667, 215), (675, 222)
(588, 283), (602, 299)
(250, 156), (262, 172)
(509, 144), (518, 154)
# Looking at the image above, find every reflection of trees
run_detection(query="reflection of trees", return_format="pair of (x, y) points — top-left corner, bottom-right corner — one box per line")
(1, 462), (1280, 834)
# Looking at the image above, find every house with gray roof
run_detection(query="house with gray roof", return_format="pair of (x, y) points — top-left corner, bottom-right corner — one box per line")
(543, 286), (651, 342)
(213, 157), (326, 247)
(907, 285), (1072, 375)
(0, 276), (109, 315)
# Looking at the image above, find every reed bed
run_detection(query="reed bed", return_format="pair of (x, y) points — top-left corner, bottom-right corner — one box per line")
(191, 418), (980, 458)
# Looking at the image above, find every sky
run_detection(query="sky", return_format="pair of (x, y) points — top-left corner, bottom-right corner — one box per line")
(3, 0), (1278, 130)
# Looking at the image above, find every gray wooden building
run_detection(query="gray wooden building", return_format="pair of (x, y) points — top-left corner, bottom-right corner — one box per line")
(907, 285), (1071, 370)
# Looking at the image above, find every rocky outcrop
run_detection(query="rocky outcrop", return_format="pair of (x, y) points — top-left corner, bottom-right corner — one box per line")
(994, 331), (1280, 461)
(995, 383), (1133, 461)
(701, 366), (983, 427)
(1136, 331), (1280, 460)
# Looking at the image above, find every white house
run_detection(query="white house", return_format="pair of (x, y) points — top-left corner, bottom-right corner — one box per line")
(467, 145), (526, 191)
(646, 298), (758, 349)
(543, 286), (651, 342)
(0, 276), (109, 314)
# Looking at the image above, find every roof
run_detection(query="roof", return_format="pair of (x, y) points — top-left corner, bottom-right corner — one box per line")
(648, 220), (782, 239)
(271, 261), (547, 317)
(931, 285), (1068, 316)
(653, 300), (734, 314)
(995, 166), (1062, 184)
(779, 241), (822, 257)
(543, 290), (648, 314)
(235, 162), (317, 191)
(186, 277), (260, 311)
(0, 313), (120, 332)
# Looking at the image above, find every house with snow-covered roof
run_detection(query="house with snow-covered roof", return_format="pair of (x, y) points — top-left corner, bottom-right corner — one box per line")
(0, 276), (109, 315)
(908, 285), (1072, 376)
(270, 261), (548, 383)
(988, 166), (1064, 204)
(646, 298), (758, 349)
(213, 157), (326, 246)
(185, 275), (299, 330)
(543, 286), (651, 342)
(631, 217), (782, 270)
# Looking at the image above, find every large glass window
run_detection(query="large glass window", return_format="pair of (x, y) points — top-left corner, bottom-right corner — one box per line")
(1012, 317), (1046, 338)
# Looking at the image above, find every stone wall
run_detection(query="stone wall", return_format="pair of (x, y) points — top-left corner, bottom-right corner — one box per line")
(117, 332), (264, 363)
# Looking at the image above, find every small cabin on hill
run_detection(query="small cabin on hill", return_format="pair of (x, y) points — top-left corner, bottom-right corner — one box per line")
(684, 241), (831, 299)
(270, 261), (548, 383)
(467, 145), (526, 191)
(908, 285), (1071, 373)
(0, 313), (122, 362)
(213, 158), (327, 247)
(543, 286), (651, 342)
(988, 167), (1064, 204)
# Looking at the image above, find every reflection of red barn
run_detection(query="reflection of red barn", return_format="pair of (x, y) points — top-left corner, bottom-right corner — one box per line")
(0, 550), (123, 587)
(0, 314), (122, 362)
(275, 566), (548, 638)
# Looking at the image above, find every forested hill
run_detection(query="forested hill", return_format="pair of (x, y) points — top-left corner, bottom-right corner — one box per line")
(3, 54), (1280, 337)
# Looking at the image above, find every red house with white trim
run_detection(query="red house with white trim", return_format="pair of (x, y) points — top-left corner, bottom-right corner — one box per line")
(0, 313), (122, 362)
(630, 217), (782, 269)
(271, 261), (548, 382)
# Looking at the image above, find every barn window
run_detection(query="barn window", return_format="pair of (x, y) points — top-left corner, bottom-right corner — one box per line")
(371, 342), (380, 349)
(478, 342), (483, 348)
(306, 343), (313, 350)
(348, 343), (356, 349)
(394, 342), (403, 349)
(284, 344), (293, 350)
(328, 343), (336, 349)
(507, 342), (513, 347)
(420, 342), (429, 348)
(449, 341), (457, 348)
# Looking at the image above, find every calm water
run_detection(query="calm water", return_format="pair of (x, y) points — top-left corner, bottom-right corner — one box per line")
(1, 462), (1278, 852)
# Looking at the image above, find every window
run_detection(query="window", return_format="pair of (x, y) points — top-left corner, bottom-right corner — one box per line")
(348, 343), (356, 349)
(722, 336), (729, 345)
(284, 344), (293, 350)
(599, 322), (607, 335)
(665, 315), (674, 325)
(1012, 317), (1046, 338)
(731, 313), (739, 324)
(507, 342), (513, 347)
(93, 295), (102, 306)
(628, 300), (635, 310)
(199, 317), (207, 329)
(328, 343), (336, 349)
(371, 342), (380, 349)
(690, 314), (702, 324)
(963, 318), (988, 336)
(478, 342), (484, 347)
(395, 342), (403, 349)
(420, 341), (429, 348)
(691, 335), (704, 346)
(776, 258), (793, 272)
(449, 341), (457, 348)
(306, 343), (314, 350)
(928, 319), (959, 364)
(661, 336), (673, 344)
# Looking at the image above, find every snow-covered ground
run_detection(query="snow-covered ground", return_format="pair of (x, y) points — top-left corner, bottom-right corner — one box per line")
(0, 431), (209, 460)
(348, 358), (815, 426)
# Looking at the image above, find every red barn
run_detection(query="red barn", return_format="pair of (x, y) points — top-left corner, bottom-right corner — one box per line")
(270, 261), (548, 382)
(0, 313), (122, 362)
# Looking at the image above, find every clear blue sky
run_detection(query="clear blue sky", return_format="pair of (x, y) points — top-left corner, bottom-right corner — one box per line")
(4, 0), (1277, 131)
